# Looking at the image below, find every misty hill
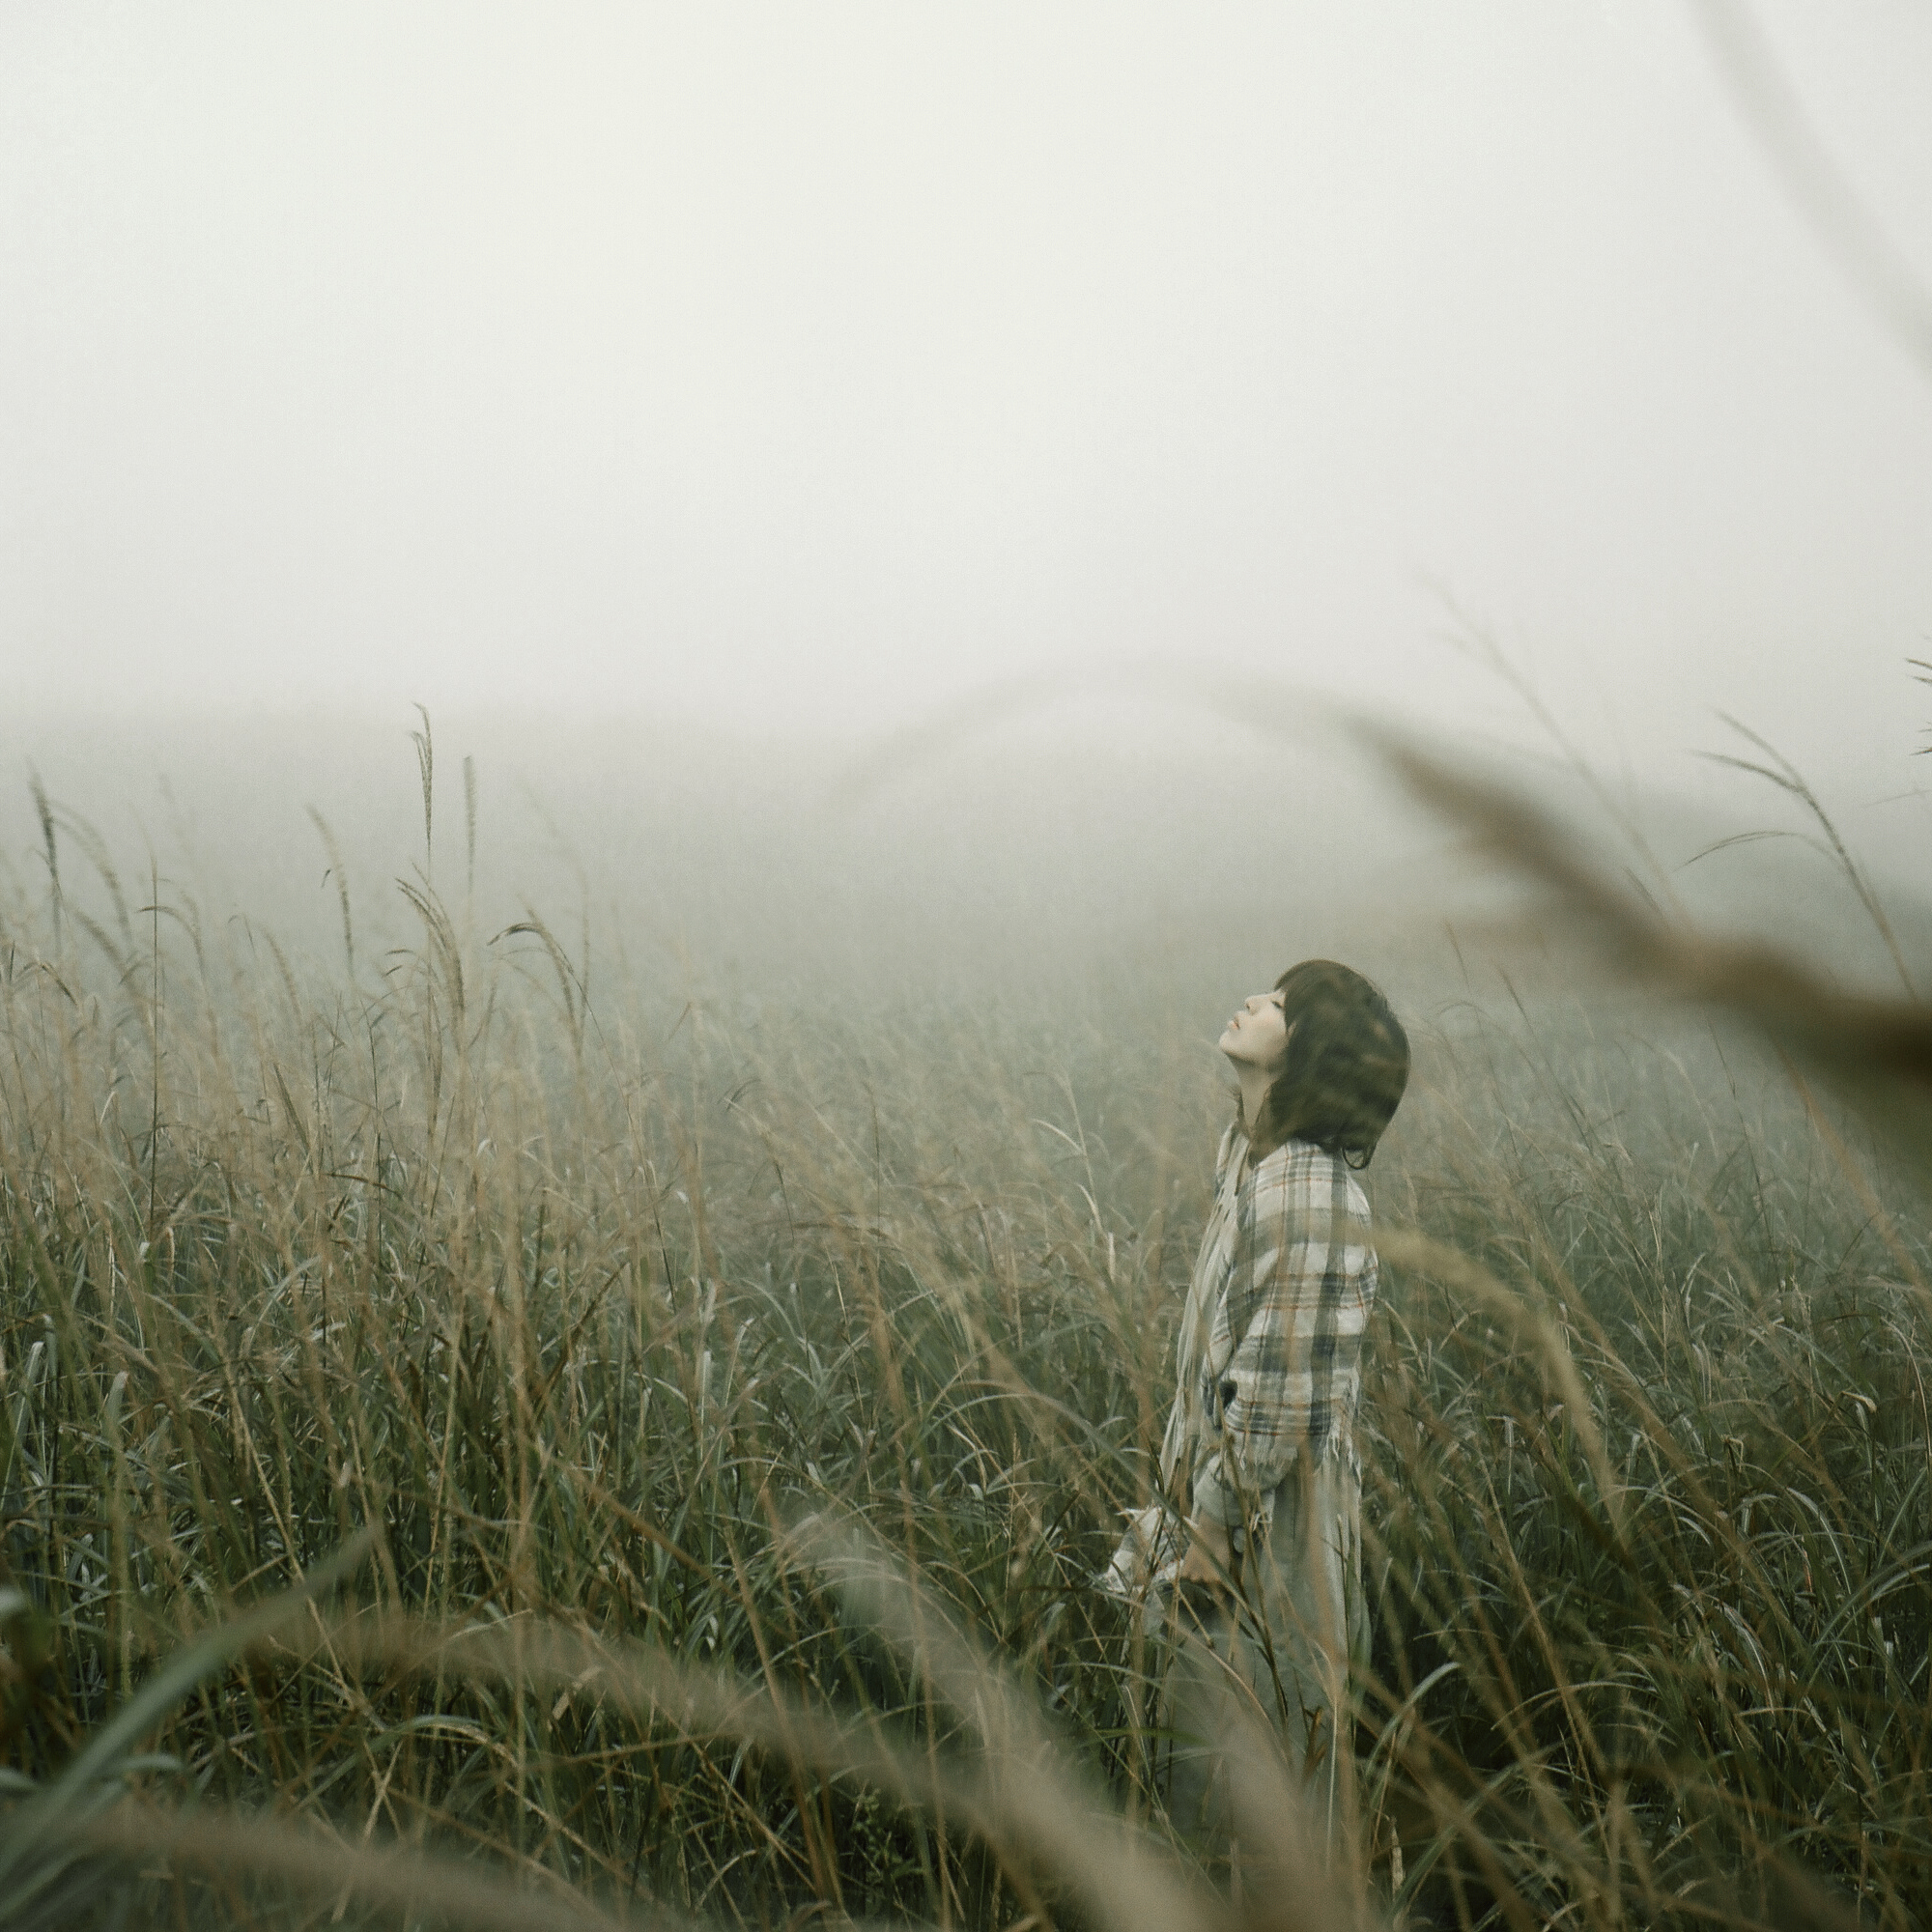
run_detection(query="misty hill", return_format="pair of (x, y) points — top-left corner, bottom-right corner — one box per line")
(4, 704), (1927, 1037)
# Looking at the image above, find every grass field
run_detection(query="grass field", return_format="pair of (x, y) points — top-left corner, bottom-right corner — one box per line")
(0, 734), (1925, 1930)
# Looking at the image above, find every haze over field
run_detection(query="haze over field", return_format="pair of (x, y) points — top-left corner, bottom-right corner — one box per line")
(5, 1), (1931, 814)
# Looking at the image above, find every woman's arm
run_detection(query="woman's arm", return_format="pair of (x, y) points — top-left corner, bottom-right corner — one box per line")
(1188, 1150), (1376, 1539)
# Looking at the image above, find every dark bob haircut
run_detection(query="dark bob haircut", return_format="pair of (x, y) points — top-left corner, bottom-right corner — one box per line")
(1244, 959), (1409, 1168)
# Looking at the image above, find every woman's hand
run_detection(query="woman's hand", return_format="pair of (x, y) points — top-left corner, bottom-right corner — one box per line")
(1176, 1514), (1234, 1586)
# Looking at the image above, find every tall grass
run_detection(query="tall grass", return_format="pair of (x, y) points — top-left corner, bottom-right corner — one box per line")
(0, 744), (1925, 1929)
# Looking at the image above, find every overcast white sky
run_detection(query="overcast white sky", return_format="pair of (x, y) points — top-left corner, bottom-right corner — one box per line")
(4, 3), (1930, 790)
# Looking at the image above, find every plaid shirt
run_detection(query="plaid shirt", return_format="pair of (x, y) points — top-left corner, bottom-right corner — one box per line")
(1160, 1124), (1378, 1539)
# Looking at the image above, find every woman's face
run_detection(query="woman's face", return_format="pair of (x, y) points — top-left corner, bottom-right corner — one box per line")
(1219, 988), (1290, 1072)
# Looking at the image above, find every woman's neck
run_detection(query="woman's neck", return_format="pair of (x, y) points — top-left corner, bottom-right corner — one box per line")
(1236, 1064), (1273, 1139)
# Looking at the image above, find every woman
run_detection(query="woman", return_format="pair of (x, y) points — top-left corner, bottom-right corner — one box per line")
(1107, 959), (1408, 1841)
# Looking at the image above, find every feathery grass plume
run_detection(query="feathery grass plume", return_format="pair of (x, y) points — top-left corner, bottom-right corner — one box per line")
(75, 1807), (660, 1932)
(784, 1510), (1292, 1932)
(411, 702), (436, 874)
(276, 1602), (1182, 1927)
(306, 804), (356, 978)
(1693, 711), (1913, 996)
(25, 769), (60, 956)
(1368, 727), (1932, 1156)
(1688, 0), (1932, 384)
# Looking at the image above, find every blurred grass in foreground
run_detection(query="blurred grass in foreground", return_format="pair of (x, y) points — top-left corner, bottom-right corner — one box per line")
(0, 733), (1924, 1930)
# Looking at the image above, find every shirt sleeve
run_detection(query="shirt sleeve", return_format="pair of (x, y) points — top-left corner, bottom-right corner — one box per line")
(1189, 1151), (1376, 1537)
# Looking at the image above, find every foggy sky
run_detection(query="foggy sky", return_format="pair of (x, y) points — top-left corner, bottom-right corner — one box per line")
(5, 3), (1931, 795)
